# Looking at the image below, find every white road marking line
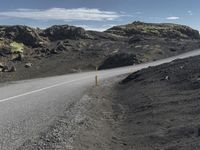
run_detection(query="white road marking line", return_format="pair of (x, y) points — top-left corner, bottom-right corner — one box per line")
(1, 49), (200, 104)
(0, 76), (92, 103)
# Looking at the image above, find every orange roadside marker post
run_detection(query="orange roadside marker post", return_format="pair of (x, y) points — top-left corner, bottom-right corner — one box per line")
(95, 66), (98, 86)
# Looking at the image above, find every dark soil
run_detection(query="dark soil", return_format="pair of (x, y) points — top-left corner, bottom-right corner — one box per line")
(116, 55), (200, 150)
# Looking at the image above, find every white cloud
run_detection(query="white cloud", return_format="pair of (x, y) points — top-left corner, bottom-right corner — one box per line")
(0, 8), (122, 21)
(166, 16), (180, 20)
(75, 24), (115, 31)
(187, 10), (193, 15)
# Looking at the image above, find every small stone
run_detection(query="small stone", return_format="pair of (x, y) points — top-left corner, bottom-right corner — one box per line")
(25, 62), (32, 68)
(9, 66), (16, 72)
(51, 49), (59, 54)
(2, 65), (9, 72)
(0, 62), (4, 68)
(165, 76), (169, 80)
(12, 53), (24, 61)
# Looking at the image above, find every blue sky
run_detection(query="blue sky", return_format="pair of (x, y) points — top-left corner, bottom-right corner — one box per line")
(0, 0), (199, 31)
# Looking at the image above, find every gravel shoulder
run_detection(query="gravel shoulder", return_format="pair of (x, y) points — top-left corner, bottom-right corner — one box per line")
(16, 75), (126, 150)
(17, 55), (200, 150)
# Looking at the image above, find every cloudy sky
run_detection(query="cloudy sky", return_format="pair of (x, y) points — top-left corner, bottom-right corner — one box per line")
(0, 0), (199, 31)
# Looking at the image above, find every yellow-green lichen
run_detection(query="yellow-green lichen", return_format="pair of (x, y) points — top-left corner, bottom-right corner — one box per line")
(10, 42), (24, 53)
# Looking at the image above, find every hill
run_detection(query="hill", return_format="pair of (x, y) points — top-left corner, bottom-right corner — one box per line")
(106, 21), (200, 39)
(0, 22), (200, 82)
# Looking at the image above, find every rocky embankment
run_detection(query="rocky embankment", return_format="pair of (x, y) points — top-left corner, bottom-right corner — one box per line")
(115, 55), (200, 150)
(0, 21), (200, 81)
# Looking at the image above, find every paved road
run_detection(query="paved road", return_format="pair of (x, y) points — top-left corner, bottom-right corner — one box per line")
(0, 49), (200, 149)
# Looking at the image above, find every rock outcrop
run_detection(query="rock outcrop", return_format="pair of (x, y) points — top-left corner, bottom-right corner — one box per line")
(98, 53), (140, 70)
(43, 25), (87, 41)
(106, 21), (200, 39)
(0, 25), (44, 47)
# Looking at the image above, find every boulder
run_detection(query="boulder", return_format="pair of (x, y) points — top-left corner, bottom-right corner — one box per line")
(0, 63), (6, 72)
(0, 25), (44, 47)
(2, 65), (9, 72)
(44, 25), (86, 41)
(0, 51), (8, 57)
(50, 49), (59, 54)
(1, 62), (16, 72)
(129, 35), (145, 44)
(56, 41), (69, 51)
(99, 53), (140, 70)
(9, 65), (16, 72)
(12, 53), (24, 61)
(0, 62), (4, 68)
(25, 62), (32, 68)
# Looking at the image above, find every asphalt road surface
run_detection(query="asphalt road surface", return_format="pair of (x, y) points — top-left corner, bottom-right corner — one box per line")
(0, 49), (200, 149)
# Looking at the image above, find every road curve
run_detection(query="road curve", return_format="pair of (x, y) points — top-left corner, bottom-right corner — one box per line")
(0, 49), (200, 149)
